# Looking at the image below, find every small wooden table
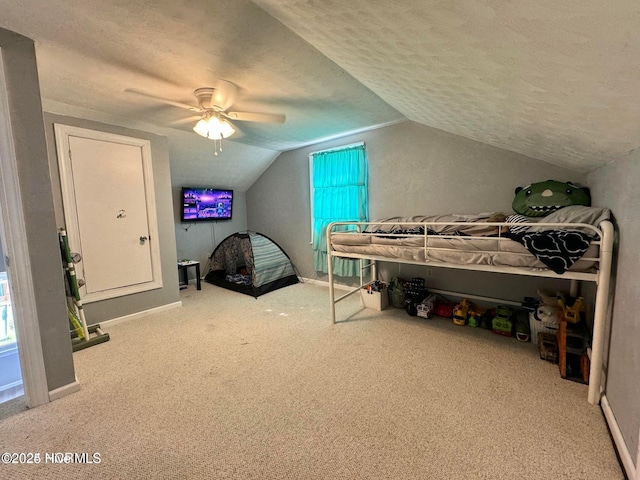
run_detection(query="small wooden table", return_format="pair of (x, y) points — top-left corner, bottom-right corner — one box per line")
(178, 261), (201, 290)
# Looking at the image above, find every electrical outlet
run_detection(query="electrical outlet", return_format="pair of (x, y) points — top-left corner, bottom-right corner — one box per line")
(425, 268), (433, 277)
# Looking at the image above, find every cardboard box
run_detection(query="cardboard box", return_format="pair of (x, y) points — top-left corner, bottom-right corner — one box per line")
(360, 286), (389, 311)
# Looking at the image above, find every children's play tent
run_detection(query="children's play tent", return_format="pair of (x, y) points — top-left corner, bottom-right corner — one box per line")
(204, 231), (299, 297)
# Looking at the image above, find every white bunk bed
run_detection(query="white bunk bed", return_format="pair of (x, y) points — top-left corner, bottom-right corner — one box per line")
(326, 210), (615, 405)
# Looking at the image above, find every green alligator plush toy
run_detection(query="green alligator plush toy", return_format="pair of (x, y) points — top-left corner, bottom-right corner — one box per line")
(512, 180), (591, 217)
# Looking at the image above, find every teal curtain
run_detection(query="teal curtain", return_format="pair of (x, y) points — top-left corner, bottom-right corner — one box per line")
(312, 144), (368, 277)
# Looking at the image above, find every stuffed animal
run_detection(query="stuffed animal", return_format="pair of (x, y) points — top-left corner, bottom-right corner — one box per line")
(530, 304), (559, 330)
(512, 180), (590, 217)
(529, 289), (561, 330)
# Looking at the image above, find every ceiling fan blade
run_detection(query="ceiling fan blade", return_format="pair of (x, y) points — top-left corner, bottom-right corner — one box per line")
(223, 111), (286, 124)
(168, 115), (203, 126)
(124, 88), (201, 112)
(211, 80), (239, 111)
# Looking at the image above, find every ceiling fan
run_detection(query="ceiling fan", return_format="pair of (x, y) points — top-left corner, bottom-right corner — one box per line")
(125, 80), (285, 154)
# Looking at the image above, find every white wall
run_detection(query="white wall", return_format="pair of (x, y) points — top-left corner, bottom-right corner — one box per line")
(588, 149), (640, 470)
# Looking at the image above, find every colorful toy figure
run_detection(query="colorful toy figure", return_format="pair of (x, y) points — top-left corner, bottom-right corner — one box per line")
(452, 298), (471, 326)
(467, 308), (485, 328)
(492, 305), (515, 336)
(512, 180), (591, 217)
(417, 294), (437, 319)
(558, 296), (584, 323)
(467, 305), (491, 328)
(435, 299), (455, 318)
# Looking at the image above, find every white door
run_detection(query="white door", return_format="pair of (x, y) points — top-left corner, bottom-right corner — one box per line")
(55, 125), (162, 302)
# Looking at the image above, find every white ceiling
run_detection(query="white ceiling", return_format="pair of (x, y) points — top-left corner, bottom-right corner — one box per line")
(1, 0), (638, 189)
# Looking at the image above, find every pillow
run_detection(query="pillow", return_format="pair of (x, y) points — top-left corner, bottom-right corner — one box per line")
(527, 206), (611, 233)
(512, 180), (591, 217)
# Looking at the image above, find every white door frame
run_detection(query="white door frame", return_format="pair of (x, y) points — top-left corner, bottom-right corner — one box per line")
(54, 124), (163, 303)
(0, 48), (49, 407)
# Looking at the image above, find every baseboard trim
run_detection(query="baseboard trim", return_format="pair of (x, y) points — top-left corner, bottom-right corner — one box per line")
(300, 277), (353, 292)
(99, 301), (183, 328)
(49, 378), (81, 402)
(601, 394), (636, 479)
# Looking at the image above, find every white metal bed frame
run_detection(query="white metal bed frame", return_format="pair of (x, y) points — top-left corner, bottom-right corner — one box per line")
(326, 219), (615, 405)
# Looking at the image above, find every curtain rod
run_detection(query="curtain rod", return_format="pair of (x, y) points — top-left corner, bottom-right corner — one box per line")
(308, 141), (364, 157)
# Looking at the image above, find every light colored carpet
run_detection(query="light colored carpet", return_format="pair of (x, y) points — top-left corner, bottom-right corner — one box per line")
(0, 282), (624, 479)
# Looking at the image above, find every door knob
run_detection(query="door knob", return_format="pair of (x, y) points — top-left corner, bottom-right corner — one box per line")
(139, 236), (148, 243)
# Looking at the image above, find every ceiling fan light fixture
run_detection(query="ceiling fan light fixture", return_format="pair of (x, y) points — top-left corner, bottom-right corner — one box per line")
(193, 114), (235, 140)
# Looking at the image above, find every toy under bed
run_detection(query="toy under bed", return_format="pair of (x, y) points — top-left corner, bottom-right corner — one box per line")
(325, 207), (615, 406)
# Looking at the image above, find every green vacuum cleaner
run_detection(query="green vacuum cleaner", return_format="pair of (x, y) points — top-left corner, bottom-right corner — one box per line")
(59, 228), (110, 352)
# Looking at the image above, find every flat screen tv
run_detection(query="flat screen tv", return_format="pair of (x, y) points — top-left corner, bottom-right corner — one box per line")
(181, 187), (233, 222)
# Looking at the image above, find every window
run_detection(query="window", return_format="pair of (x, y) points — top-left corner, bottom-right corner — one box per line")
(309, 143), (368, 276)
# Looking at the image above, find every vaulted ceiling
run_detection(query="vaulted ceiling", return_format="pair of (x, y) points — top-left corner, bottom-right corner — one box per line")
(0, 0), (638, 189)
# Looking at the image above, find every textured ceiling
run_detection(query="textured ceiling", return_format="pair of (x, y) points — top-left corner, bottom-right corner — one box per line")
(254, 0), (640, 173)
(0, 0), (638, 190)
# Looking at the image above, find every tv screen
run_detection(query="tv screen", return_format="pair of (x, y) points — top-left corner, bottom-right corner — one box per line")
(181, 187), (233, 222)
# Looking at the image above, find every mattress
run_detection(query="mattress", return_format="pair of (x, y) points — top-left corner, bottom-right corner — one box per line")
(330, 233), (600, 272)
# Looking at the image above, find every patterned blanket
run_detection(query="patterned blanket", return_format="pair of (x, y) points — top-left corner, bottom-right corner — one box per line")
(510, 231), (593, 274)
